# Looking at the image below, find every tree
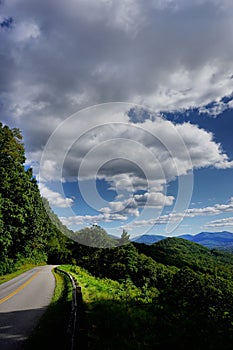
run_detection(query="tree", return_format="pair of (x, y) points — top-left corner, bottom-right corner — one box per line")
(118, 229), (130, 246)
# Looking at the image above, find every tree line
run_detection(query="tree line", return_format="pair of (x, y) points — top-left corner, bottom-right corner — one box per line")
(0, 123), (71, 274)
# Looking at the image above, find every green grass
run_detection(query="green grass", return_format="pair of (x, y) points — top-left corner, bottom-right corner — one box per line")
(62, 265), (159, 350)
(24, 268), (73, 350)
(0, 263), (44, 285)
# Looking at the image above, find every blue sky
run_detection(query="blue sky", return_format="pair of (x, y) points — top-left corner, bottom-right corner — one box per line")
(1, 0), (233, 238)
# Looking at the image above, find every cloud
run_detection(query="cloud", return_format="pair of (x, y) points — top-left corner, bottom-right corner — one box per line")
(183, 198), (233, 217)
(65, 197), (231, 231)
(134, 192), (174, 208)
(2, 0), (233, 228)
(106, 198), (140, 217)
(1, 0), (233, 146)
(199, 96), (233, 117)
(39, 183), (74, 208)
(10, 19), (41, 42)
(60, 212), (128, 228)
(205, 217), (233, 228)
(39, 112), (233, 184)
(35, 106), (233, 221)
(125, 197), (233, 228)
(0, 17), (13, 29)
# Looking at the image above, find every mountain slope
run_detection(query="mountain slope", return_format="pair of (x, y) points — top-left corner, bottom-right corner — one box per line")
(133, 237), (233, 279)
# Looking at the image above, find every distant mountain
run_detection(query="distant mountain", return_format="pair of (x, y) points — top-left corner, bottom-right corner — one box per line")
(131, 234), (165, 244)
(181, 231), (233, 250)
(131, 231), (233, 251)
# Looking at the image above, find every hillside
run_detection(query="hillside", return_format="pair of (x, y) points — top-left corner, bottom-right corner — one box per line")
(133, 237), (233, 279)
(65, 238), (233, 349)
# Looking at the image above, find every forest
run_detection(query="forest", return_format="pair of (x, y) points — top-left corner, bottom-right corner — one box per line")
(0, 122), (72, 274)
(1, 123), (233, 349)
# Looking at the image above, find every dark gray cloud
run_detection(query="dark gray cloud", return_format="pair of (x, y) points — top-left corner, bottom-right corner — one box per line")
(1, 0), (233, 146)
(0, 17), (13, 28)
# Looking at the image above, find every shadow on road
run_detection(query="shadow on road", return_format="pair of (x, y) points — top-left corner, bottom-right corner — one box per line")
(0, 307), (46, 350)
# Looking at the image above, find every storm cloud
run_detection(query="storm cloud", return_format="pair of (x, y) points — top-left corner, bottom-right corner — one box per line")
(1, 0), (233, 151)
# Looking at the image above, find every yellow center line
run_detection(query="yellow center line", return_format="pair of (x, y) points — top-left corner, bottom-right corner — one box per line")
(0, 269), (42, 305)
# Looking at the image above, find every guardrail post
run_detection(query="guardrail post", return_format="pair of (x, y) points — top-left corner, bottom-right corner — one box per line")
(74, 281), (88, 348)
(55, 267), (88, 350)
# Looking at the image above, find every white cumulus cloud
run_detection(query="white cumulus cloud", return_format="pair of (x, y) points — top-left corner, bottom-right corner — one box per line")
(39, 183), (74, 208)
(205, 217), (233, 228)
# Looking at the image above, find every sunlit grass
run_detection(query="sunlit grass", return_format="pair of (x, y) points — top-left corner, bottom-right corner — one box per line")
(61, 265), (159, 349)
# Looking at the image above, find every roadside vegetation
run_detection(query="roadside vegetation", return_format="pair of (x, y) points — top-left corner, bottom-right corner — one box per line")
(62, 265), (159, 349)
(60, 237), (233, 349)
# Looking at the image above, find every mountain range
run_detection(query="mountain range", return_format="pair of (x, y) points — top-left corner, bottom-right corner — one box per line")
(131, 231), (233, 251)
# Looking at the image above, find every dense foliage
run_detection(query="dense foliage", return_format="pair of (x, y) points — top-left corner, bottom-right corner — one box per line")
(133, 237), (233, 279)
(62, 265), (160, 349)
(0, 123), (72, 274)
(63, 258), (233, 349)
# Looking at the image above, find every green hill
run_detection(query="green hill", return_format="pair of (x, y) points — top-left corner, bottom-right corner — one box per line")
(62, 236), (233, 349)
(133, 237), (233, 279)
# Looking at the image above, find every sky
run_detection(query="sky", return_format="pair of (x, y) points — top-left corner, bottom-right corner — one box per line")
(1, 0), (233, 238)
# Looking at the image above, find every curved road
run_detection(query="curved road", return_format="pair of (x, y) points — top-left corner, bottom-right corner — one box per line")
(0, 265), (57, 350)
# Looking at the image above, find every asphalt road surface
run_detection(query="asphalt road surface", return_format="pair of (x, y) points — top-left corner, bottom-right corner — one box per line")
(0, 265), (56, 350)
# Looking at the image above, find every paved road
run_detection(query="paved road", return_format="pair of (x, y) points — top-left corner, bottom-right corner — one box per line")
(0, 265), (57, 350)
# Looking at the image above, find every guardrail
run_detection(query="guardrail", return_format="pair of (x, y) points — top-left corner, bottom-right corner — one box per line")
(55, 267), (87, 350)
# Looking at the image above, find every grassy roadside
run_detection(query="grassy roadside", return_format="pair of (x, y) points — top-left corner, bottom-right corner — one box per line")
(61, 265), (159, 350)
(0, 263), (45, 285)
(24, 268), (73, 350)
